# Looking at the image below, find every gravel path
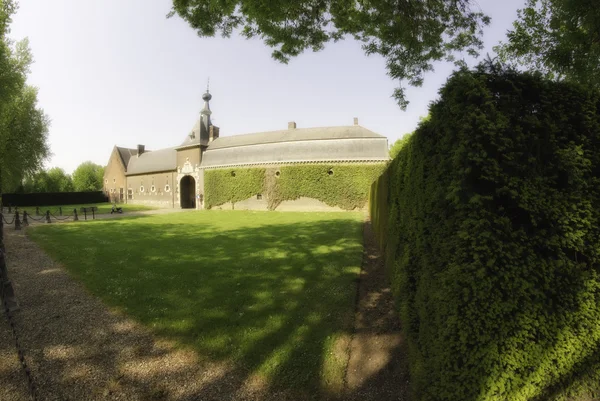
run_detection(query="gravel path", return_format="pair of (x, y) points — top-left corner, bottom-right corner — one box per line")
(344, 221), (411, 401)
(1, 226), (301, 401)
(0, 311), (31, 401)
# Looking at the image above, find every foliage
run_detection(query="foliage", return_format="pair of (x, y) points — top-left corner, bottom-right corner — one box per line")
(22, 167), (74, 193)
(389, 133), (413, 159)
(72, 161), (105, 192)
(370, 67), (600, 400)
(168, 0), (490, 109)
(495, 0), (600, 88)
(204, 167), (265, 208)
(29, 211), (364, 396)
(0, 0), (50, 193)
(205, 164), (386, 210)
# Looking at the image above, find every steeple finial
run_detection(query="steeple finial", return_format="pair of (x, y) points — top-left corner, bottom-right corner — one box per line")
(206, 77), (210, 93)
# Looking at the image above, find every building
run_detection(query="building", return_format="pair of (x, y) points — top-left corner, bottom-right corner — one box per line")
(103, 90), (390, 210)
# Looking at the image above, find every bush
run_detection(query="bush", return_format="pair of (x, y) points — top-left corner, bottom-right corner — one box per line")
(205, 164), (386, 210)
(370, 68), (600, 401)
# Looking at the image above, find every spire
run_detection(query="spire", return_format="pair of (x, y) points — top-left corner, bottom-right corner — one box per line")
(199, 81), (212, 143)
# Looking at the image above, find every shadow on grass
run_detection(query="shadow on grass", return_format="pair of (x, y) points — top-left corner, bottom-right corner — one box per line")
(26, 212), (365, 399)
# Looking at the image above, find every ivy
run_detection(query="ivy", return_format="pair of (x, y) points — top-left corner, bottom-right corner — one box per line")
(205, 164), (386, 210)
(370, 68), (600, 401)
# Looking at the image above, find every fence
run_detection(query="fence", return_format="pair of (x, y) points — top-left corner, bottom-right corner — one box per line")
(1, 191), (108, 207)
(0, 206), (100, 230)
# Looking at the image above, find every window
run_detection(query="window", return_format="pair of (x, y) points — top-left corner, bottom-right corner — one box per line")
(140, 186), (145, 193)
(231, 171), (236, 177)
(165, 184), (171, 193)
(151, 185), (156, 193)
(105, 179), (108, 184)
(328, 169), (334, 176)
(275, 170), (281, 177)
(257, 194), (262, 200)
(110, 188), (114, 193)
(113, 178), (116, 183)
(127, 189), (133, 200)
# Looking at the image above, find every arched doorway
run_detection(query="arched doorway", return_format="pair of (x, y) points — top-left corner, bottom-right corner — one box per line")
(180, 175), (196, 209)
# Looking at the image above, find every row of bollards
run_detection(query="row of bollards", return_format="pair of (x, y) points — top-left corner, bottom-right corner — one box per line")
(1, 208), (84, 230)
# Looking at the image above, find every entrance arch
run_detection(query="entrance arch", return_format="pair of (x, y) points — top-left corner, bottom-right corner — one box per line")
(180, 175), (196, 209)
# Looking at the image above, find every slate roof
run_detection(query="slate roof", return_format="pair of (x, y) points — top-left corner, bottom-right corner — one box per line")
(207, 125), (384, 150)
(201, 125), (389, 168)
(125, 147), (177, 176)
(178, 119), (209, 148)
(116, 147), (137, 168)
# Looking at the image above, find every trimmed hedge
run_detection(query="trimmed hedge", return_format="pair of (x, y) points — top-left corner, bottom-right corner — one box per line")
(370, 68), (600, 401)
(205, 164), (386, 210)
(1, 191), (108, 207)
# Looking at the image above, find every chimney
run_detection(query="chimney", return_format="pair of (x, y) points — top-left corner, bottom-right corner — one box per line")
(137, 144), (145, 157)
(288, 121), (297, 129)
(353, 117), (359, 126)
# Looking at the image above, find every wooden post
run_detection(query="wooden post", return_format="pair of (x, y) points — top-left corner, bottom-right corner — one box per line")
(46, 210), (51, 224)
(74, 208), (78, 221)
(22, 211), (29, 226)
(14, 211), (21, 230)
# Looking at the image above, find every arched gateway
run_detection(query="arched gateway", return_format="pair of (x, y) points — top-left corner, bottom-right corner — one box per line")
(180, 175), (196, 209)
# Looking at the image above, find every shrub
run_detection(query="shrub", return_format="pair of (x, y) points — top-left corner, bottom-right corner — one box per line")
(370, 67), (600, 401)
(204, 168), (265, 208)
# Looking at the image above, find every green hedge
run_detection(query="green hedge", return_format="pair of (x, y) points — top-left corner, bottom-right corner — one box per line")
(205, 164), (386, 210)
(370, 68), (600, 401)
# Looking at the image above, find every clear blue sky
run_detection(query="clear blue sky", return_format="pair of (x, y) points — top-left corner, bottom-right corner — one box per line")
(9, 0), (524, 174)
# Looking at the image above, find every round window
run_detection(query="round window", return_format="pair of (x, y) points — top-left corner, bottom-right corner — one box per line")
(231, 171), (236, 177)
(151, 185), (156, 193)
(165, 185), (170, 192)
(328, 169), (334, 176)
(140, 186), (145, 193)
(275, 171), (281, 177)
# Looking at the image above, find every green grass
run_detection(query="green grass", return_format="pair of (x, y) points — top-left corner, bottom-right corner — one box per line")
(13, 202), (156, 216)
(28, 211), (364, 398)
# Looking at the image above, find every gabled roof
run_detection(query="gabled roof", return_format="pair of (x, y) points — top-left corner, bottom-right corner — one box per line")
(178, 119), (209, 148)
(206, 125), (385, 150)
(125, 147), (177, 176)
(116, 147), (137, 169)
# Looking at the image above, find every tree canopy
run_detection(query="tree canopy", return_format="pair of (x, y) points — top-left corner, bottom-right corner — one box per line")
(169, 0), (490, 109)
(0, 0), (50, 193)
(22, 167), (74, 193)
(495, 0), (600, 87)
(72, 161), (104, 192)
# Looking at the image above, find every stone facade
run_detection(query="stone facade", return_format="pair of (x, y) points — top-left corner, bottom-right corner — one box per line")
(103, 89), (390, 211)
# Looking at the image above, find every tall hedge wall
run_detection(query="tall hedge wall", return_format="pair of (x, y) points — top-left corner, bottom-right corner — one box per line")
(205, 164), (386, 210)
(370, 69), (600, 401)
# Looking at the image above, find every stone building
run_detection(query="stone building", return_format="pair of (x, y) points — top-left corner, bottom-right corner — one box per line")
(103, 90), (390, 210)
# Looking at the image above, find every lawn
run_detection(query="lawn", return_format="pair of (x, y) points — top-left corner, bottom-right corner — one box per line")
(28, 210), (365, 398)
(12, 202), (156, 216)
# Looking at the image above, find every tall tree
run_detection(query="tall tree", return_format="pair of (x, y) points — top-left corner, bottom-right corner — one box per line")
(168, 0), (490, 109)
(495, 0), (600, 87)
(72, 161), (104, 192)
(0, 0), (50, 193)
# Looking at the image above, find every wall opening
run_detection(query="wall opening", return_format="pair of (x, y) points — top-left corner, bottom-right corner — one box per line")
(180, 175), (196, 209)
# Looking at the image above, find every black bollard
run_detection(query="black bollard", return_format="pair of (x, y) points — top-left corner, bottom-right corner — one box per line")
(36, 206), (39, 216)
(59, 206), (62, 216)
(46, 210), (51, 224)
(83, 208), (87, 221)
(14, 211), (21, 230)
(74, 208), (78, 221)
(22, 211), (29, 227)
(92, 208), (95, 220)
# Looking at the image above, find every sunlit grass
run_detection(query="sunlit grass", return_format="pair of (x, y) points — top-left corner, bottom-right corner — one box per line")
(28, 210), (364, 397)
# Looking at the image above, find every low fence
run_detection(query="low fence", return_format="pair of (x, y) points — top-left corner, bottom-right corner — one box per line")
(0, 206), (99, 230)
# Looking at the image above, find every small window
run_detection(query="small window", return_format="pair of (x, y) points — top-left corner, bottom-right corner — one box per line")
(127, 189), (133, 200)
(328, 169), (334, 176)
(165, 184), (170, 193)
(105, 179), (108, 184)
(151, 185), (156, 193)
(257, 194), (262, 200)
(231, 171), (236, 177)
(113, 178), (116, 183)
(140, 186), (145, 193)
(110, 188), (114, 193)
(275, 171), (281, 177)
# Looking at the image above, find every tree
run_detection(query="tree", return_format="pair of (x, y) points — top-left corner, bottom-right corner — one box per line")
(389, 114), (429, 158)
(0, 0), (50, 193)
(495, 0), (600, 87)
(72, 162), (104, 192)
(168, 0), (490, 109)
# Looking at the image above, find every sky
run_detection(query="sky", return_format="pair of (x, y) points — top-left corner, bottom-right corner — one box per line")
(9, 0), (524, 174)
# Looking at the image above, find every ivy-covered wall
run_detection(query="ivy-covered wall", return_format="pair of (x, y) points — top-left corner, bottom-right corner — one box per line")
(204, 164), (386, 210)
(370, 68), (600, 401)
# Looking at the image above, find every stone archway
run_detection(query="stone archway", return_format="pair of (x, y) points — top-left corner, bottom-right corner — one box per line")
(180, 175), (196, 209)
